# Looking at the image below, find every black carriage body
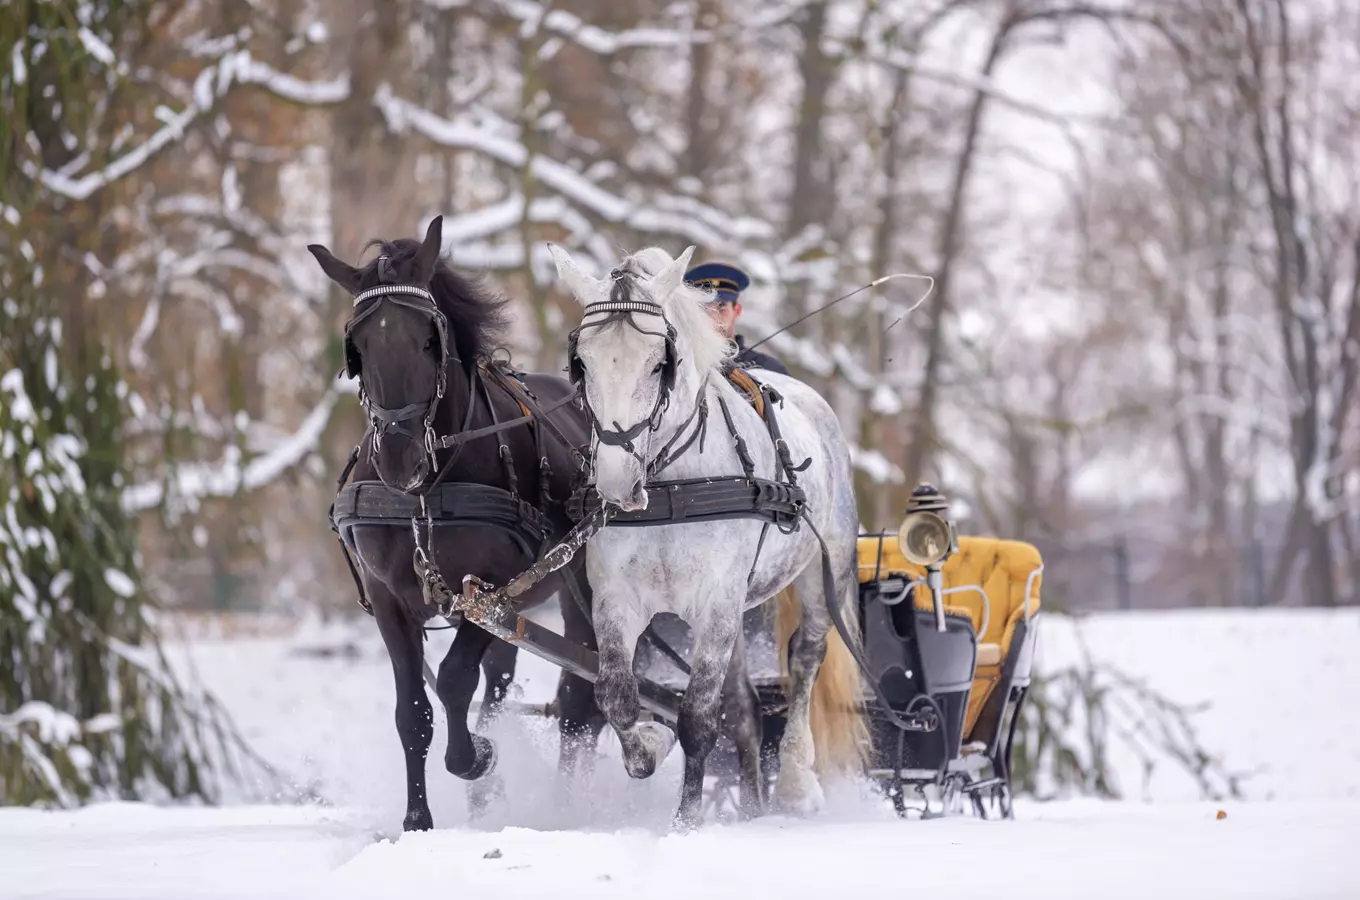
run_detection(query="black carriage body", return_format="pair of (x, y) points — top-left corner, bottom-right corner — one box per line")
(858, 574), (977, 776)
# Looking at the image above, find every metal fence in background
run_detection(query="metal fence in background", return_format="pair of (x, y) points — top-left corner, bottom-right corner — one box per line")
(1029, 535), (1314, 612)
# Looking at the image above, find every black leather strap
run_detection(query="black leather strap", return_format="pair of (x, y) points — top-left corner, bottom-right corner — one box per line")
(333, 480), (550, 546)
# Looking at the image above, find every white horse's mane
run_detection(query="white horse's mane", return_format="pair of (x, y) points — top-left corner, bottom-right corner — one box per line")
(619, 246), (736, 379)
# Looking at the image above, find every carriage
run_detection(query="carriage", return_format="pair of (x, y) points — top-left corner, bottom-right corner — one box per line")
(315, 218), (1044, 829)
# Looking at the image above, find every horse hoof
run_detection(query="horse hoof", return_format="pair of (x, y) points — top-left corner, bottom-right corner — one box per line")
(624, 721), (676, 779)
(403, 808), (434, 832)
(450, 735), (498, 781)
(670, 806), (701, 833)
(773, 768), (824, 817)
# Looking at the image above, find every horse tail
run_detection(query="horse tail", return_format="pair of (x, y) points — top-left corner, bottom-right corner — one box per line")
(773, 585), (870, 777)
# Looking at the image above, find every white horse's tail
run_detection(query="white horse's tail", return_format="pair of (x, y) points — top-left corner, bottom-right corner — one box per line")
(774, 586), (870, 776)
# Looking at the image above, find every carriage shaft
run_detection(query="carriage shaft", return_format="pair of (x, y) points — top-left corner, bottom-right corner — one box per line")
(457, 599), (684, 724)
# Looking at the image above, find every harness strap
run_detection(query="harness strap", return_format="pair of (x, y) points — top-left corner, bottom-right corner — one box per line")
(329, 443), (375, 615)
(472, 364), (587, 470)
(478, 374), (520, 503)
(569, 476), (805, 527)
(333, 480), (552, 540)
(798, 509), (939, 734)
(431, 390), (577, 450)
(647, 389), (709, 479)
(758, 383), (812, 484)
(715, 394), (756, 480)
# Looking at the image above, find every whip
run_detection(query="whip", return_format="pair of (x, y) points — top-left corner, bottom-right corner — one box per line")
(742, 272), (935, 352)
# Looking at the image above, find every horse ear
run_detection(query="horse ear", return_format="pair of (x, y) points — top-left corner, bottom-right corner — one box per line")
(547, 243), (604, 304)
(307, 244), (363, 296)
(647, 245), (696, 306)
(412, 215), (443, 284)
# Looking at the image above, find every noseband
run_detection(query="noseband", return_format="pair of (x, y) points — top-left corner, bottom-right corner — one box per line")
(345, 282), (453, 463)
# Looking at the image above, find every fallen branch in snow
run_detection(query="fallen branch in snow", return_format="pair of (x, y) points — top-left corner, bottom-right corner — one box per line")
(1014, 618), (1246, 801)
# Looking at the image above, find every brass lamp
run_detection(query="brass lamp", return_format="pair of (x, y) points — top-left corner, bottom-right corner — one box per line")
(897, 484), (958, 631)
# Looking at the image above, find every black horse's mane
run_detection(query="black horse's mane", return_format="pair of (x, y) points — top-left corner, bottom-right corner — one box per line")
(359, 236), (514, 364)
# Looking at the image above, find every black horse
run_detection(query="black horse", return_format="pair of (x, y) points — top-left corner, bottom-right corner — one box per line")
(308, 217), (605, 832)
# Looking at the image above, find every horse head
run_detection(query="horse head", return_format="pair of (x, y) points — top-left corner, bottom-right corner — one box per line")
(549, 243), (733, 511)
(308, 217), (450, 493)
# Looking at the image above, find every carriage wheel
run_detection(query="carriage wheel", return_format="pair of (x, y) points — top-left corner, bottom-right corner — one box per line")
(701, 775), (742, 824)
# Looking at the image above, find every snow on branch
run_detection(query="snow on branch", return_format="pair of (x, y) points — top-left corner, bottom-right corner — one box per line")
(121, 390), (340, 513)
(423, 0), (713, 54)
(375, 85), (775, 247)
(30, 52), (349, 202)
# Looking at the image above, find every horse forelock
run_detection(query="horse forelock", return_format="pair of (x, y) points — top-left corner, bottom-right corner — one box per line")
(614, 246), (734, 379)
(355, 236), (512, 363)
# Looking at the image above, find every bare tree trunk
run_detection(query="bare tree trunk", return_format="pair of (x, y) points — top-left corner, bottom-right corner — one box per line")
(683, 0), (716, 183)
(1236, 0), (1336, 607)
(786, 1), (833, 247)
(903, 19), (1013, 488)
(784, 0), (835, 346)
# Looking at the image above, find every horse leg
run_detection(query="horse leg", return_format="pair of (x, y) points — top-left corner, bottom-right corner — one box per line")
(674, 606), (743, 830)
(370, 582), (435, 832)
(721, 622), (765, 819)
(477, 637), (517, 722)
(465, 636), (516, 815)
(773, 564), (830, 815)
(557, 574), (606, 776)
(594, 599), (676, 781)
(435, 622), (498, 781)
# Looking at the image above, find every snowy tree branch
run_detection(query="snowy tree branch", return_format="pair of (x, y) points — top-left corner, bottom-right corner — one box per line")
(28, 53), (349, 201)
(121, 390), (340, 513)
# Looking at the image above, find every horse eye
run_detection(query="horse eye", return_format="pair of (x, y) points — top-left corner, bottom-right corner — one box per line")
(651, 361), (663, 374)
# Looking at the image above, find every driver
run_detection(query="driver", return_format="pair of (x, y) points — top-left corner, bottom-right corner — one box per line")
(685, 261), (791, 376)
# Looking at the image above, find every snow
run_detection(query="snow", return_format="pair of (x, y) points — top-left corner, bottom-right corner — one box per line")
(6, 608), (1357, 898)
(75, 28), (116, 68)
(101, 568), (136, 598)
(2, 797), (1354, 899)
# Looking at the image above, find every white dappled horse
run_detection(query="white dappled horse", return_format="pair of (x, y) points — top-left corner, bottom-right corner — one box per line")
(549, 243), (868, 829)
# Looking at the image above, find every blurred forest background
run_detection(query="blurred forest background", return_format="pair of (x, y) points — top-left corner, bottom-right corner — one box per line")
(4, 0), (1358, 645)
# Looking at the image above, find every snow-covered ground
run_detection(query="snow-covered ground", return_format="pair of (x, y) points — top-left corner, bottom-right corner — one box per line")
(5, 607), (1359, 899)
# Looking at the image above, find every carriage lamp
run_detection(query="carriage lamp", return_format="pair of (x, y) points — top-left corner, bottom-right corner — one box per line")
(898, 484), (958, 632)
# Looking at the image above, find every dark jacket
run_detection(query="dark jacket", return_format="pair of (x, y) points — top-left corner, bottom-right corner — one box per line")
(733, 334), (790, 376)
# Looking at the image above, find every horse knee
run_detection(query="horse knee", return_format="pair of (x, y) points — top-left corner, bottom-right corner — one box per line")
(678, 688), (726, 758)
(594, 663), (640, 729)
(788, 630), (827, 680)
(435, 652), (480, 702)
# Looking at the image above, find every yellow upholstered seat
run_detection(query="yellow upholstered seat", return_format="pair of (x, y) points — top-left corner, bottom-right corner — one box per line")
(856, 534), (1043, 738)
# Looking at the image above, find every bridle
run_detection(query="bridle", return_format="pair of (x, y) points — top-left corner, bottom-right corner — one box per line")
(565, 269), (708, 482)
(344, 280), (452, 473)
